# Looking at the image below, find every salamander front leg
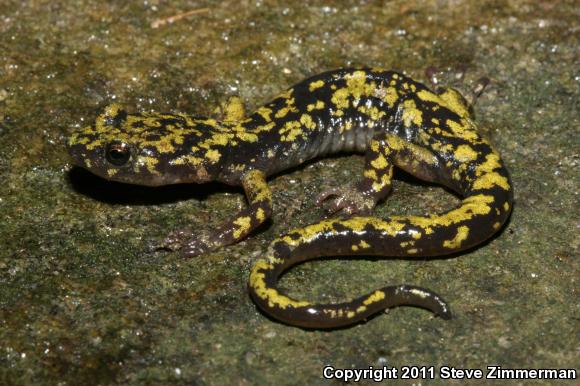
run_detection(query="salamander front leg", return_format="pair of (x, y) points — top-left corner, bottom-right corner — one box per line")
(316, 138), (394, 216)
(163, 170), (273, 257)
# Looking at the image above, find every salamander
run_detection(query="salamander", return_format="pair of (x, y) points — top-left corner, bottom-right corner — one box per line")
(67, 68), (513, 328)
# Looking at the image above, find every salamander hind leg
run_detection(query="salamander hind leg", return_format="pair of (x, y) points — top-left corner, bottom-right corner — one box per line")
(382, 133), (453, 188)
(425, 66), (491, 119)
(316, 138), (394, 216)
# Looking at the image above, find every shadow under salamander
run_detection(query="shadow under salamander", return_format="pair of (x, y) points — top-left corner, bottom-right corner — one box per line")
(67, 166), (240, 206)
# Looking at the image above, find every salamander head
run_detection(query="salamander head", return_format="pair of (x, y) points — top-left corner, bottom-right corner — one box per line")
(67, 104), (225, 186)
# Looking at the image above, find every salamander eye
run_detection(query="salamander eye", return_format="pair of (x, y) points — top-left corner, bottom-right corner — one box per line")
(105, 141), (131, 166)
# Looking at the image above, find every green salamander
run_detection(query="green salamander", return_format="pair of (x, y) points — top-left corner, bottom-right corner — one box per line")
(68, 68), (513, 328)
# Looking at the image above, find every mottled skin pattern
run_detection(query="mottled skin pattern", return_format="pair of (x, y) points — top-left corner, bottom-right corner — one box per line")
(68, 68), (513, 329)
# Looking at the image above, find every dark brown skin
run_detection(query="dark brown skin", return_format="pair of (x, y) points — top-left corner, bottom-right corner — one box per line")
(68, 68), (513, 328)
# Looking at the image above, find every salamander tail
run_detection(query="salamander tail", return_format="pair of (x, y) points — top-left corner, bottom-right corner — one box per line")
(248, 181), (512, 329)
(249, 237), (454, 329)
